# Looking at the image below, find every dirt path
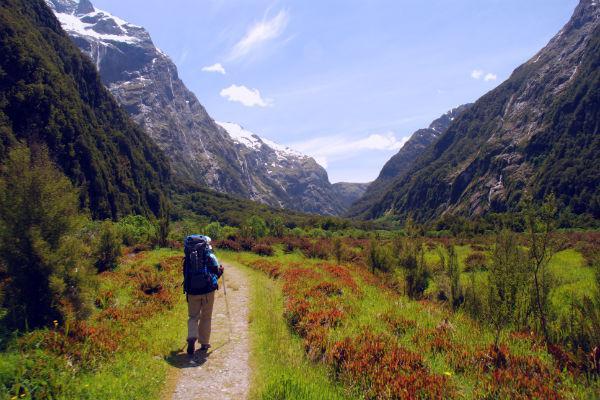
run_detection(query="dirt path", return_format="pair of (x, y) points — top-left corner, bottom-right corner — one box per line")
(170, 263), (250, 400)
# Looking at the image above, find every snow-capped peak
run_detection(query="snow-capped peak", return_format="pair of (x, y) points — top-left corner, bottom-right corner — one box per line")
(216, 122), (307, 161)
(46, 0), (146, 45)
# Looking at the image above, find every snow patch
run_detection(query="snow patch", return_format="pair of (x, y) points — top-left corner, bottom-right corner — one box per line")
(262, 137), (305, 159)
(216, 122), (262, 150)
(216, 121), (308, 161)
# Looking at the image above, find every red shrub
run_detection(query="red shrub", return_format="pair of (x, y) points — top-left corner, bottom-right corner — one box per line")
(321, 264), (361, 294)
(250, 259), (281, 278)
(382, 312), (416, 336)
(471, 345), (563, 399)
(251, 243), (274, 256)
(214, 239), (242, 252)
(327, 331), (453, 399)
(302, 240), (331, 259)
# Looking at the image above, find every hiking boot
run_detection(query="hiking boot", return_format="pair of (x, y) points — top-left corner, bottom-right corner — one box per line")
(186, 338), (196, 356)
(199, 344), (211, 352)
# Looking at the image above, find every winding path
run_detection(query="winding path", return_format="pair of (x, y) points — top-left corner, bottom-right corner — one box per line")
(171, 263), (250, 400)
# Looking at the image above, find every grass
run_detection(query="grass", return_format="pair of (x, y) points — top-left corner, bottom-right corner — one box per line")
(220, 241), (599, 399)
(220, 254), (350, 400)
(0, 248), (187, 400)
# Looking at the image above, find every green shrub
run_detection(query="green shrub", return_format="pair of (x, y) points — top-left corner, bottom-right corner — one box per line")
(0, 146), (94, 330)
(94, 221), (122, 272)
(118, 215), (156, 246)
(204, 221), (223, 241)
(366, 239), (394, 273)
(241, 216), (268, 239)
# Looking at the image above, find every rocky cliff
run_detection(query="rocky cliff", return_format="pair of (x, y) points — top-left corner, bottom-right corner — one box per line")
(46, 0), (358, 215)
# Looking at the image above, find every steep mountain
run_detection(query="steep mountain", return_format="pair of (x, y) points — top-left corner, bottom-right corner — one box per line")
(362, 0), (599, 222)
(46, 0), (355, 216)
(347, 105), (472, 217)
(0, 0), (170, 219)
(215, 122), (347, 215)
(332, 182), (370, 210)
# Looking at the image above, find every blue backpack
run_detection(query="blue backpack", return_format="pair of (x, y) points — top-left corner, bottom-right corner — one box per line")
(183, 235), (218, 294)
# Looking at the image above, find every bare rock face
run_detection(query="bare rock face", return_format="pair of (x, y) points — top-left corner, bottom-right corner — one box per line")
(46, 0), (358, 215)
(360, 0), (600, 221)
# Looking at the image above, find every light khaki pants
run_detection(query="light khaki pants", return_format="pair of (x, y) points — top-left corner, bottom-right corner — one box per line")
(187, 291), (215, 345)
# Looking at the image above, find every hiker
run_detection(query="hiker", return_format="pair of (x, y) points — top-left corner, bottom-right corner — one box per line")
(183, 234), (224, 356)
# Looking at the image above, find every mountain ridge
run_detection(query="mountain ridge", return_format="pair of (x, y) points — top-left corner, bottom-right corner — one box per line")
(361, 0), (599, 222)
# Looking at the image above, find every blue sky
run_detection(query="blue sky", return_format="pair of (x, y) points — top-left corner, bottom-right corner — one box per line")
(93, 0), (578, 183)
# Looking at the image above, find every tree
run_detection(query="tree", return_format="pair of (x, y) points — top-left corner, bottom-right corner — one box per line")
(486, 230), (529, 347)
(398, 237), (429, 299)
(204, 221), (223, 241)
(522, 193), (556, 343)
(94, 221), (121, 272)
(156, 211), (170, 248)
(333, 237), (343, 264)
(438, 245), (463, 310)
(0, 146), (94, 330)
(367, 238), (393, 274)
(268, 216), (285, 238)
(241, 216), (268, 239)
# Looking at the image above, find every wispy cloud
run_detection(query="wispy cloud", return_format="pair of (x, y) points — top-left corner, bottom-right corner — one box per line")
(178, 48), (189, 65)
(202, 63), (226, 74)
(471, 69), (497, 82)
(228, 10), (289, 61)
(292, 132), (409, 168)
(220, 84), (272, 107)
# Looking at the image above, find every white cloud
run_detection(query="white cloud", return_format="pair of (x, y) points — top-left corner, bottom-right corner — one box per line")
(220, 84), (271, 107)
(202, 63), (226, 74)
(292, 132), (409, 169)
(472, 69), (498, 82)
(471, 69), (484, 80)
(228, 10), (289, 60)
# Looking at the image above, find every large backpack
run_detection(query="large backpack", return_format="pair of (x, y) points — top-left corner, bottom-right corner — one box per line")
(183, 235), (217, 294)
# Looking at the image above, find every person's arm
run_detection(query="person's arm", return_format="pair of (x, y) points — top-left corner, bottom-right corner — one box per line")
(208, 253), (223, 277)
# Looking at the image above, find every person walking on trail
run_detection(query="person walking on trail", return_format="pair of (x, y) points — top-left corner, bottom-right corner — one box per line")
(183, 234), (224, 356)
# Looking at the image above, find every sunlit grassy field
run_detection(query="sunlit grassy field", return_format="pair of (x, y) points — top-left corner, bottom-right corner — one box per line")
(219, 241), (599, 399)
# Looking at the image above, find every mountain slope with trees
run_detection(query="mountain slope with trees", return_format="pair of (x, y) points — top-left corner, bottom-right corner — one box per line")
(360, 0), (599, 222)
(0, 0), (170, 220)
(347, 105), (472, 218)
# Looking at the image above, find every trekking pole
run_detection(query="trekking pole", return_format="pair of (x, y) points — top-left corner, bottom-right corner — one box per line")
(221, 269), (233, 344)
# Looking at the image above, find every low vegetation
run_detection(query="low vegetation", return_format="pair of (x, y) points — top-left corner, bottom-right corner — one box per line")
(0, 145), (598, 399)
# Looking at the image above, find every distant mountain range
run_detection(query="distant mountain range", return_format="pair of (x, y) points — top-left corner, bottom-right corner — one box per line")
(352, 0), (599, 222)
(46, 0), (364, 216)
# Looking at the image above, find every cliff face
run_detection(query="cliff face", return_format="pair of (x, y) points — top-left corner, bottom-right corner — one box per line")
(47, 0), (361, 215)
(361, 0), (599, 221)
